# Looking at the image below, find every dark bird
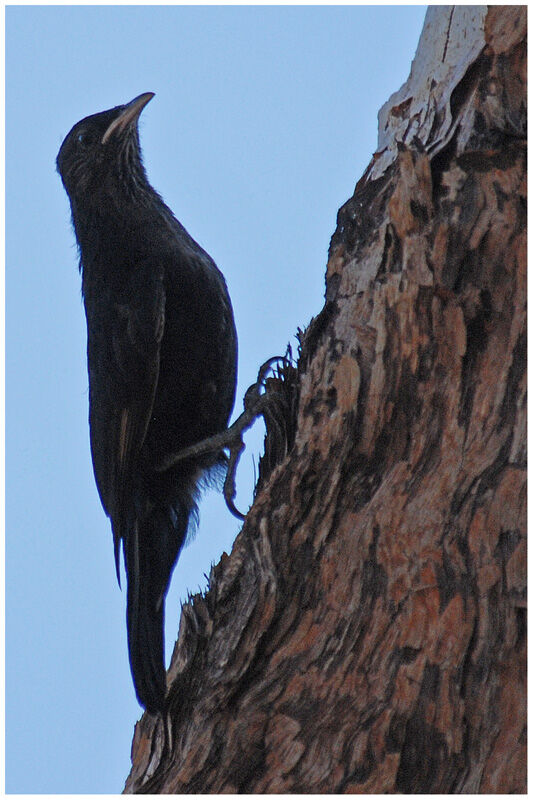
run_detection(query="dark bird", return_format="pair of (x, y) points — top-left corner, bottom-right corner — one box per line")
(57, 93), (237, 715)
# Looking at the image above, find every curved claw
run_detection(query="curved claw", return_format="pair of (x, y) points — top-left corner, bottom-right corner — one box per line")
(224, 491), (246, 521)
(243, 355), (290, 411)
(223, 439), (246, 520)
(257, 355), (291, 386)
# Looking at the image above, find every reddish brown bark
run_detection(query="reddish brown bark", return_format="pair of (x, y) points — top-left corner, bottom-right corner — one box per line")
(125, 6), (526, 793)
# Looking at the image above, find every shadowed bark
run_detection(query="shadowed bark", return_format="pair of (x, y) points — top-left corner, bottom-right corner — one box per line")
(125, 6), (526, 793)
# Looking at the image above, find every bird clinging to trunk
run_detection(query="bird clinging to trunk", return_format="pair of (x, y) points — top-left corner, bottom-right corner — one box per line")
(57, 93), (238, 715)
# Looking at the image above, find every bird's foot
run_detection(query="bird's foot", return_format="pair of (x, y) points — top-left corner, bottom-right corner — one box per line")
(222, 356), (288, 518)
(154, 356), (290, 519)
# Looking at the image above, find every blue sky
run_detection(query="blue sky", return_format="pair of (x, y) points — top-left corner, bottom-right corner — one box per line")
(6, 5), (426, 792)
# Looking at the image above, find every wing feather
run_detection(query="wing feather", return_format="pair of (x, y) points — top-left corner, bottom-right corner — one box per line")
(86, 268), (166, 583)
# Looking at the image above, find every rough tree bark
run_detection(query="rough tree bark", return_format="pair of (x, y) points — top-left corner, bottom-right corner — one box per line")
(125, 6), (526, 793)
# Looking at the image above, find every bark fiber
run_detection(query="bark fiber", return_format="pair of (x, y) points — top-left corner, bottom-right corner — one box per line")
(125, 6), (526, 793)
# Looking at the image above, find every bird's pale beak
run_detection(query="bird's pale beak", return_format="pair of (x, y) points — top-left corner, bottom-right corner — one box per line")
(101, 92), (155, 145)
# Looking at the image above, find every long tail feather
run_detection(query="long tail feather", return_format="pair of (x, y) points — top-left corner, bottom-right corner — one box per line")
(124, 498), (191, 714)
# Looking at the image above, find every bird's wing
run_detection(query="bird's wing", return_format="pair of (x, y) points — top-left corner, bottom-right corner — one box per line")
(87, 268), (166, 581)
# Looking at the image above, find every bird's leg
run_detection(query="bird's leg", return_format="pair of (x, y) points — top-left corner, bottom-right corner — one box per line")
(155, 357), (289, 518)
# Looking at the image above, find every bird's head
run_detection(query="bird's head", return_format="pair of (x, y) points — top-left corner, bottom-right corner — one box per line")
(56, 92), (155, 207)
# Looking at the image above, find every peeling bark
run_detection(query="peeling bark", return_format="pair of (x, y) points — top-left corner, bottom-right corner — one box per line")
(125, 6), (526, 793)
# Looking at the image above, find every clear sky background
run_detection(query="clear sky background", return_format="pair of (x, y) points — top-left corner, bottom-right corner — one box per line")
(6, 5), (426, 793)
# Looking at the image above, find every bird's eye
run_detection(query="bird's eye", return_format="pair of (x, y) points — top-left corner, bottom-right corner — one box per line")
(76, 131), (93, 147)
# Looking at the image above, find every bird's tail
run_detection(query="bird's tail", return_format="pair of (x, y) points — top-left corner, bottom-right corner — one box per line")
(123, 491), (194, 715)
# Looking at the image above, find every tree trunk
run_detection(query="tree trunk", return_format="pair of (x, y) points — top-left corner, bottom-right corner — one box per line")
(125, 6), (526, 793)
